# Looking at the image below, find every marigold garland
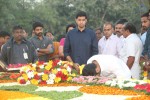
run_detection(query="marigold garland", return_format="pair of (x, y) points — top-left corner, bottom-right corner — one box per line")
(0, 90), (39, 100)
(126, 95), (150, 100)
(79, 85), (145, 95)
(0, 80), (17, 83)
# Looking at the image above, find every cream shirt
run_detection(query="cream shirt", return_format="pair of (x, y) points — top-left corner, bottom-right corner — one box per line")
(87, 55), (131, 79)
(98, 34), (122, 58)
(120, 34), (143, 79)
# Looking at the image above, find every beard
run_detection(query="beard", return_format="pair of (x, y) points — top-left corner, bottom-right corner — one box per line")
(142, 26), (148, 31)
(36, 32), (43, 36)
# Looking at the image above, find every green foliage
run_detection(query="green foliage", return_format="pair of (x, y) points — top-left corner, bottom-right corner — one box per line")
(31, 91), (83, 100)
(0, 0), (149, 38)
(0, 85), (83, 100)
(0, 85), (38, 92)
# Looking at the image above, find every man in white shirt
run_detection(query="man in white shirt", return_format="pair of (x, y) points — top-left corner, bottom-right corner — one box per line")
(115, 19), (128, 45)
(98, 22), (122, 57)
(120, 22), (143, 79)
(82, 55), (131, 79)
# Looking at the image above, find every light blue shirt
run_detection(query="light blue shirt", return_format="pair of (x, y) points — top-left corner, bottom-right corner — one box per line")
(140, 32), (147, 45)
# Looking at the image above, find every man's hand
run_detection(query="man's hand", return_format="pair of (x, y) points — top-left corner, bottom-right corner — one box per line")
(145, 60), (150, 71)
(73, 63), (80, 73)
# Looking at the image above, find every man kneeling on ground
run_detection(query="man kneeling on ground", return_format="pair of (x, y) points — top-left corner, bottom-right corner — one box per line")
(82, 55), (131, 79)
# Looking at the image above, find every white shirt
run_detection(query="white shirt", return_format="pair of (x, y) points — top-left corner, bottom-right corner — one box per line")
(120, 34), (143, 79)
(140, 32), (147, 45)
(98, 34), (122, 57)
(87, 55), (131, 79)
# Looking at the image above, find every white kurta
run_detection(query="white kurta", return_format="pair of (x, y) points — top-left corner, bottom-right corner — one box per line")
(98, 34), (122, 58)
(87, 55), (131, 79)
(120, 34), (143, 79)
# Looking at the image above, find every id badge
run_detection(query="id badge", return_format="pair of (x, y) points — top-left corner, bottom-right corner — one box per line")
(23, 53), (28, 59)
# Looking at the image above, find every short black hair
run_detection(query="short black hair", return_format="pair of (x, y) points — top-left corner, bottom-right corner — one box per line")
(76, 11), (87, 19)
(66, 23), (76, 33)
(124, 22), (136, 33)
(44, 31), (53, 36)
(95, 27), (102, 32)
(82, 63), (97, 76)
(0, 31), (11, 37)
(115, 18), (128, 25)
(32, 22), (44, 30)
(141, 12), (149, 18)
(12, 25), (23, 32)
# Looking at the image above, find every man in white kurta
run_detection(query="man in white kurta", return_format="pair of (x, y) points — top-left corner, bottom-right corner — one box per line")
(120, 23), (143, 79)
(98, 34), (122, 57)
(98, 22), (122, 58)
(86, 55), (131, 79)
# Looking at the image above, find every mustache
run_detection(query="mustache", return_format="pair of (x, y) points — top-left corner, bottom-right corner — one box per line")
(116, 31), (120, 33)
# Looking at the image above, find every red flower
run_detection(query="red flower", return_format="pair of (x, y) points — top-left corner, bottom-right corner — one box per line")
(19, 79), (26, 84)
(134, 84), (144, 90)
(34, 74), (40, 80)
(146, 88), (150, 93)
(56, 71), (63, 77)
(37, 61), (45, 65)
(61, 74), (68, 81)
(9, 73), (20, 79)
(39, 81), (47, 84)
(52, 59), (60, 68)
(44, 70), (50, 74)
(56, 71), (68, 81)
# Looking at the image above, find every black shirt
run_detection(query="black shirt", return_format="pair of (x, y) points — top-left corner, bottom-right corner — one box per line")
(64, 28), (98, 65)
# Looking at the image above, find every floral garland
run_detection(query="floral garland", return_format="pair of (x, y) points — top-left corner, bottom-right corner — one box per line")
(72, 76), (111, 84)
(104, 79), (147, 89)
(17, 60), (84, 85)
(134, 83), (150, 95)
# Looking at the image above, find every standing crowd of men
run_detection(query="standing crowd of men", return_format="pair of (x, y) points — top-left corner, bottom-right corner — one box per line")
(0, 10), (150, 80)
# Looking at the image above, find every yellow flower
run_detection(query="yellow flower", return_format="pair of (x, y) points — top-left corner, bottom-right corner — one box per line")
(36, 61), (39, 64)
(42, 74), (49, 81)
(67, 77), (72, 81)
(45, 61), (53, 70)
(146, 80), (150, 83)
(62, 69), (68, 75)
(79, 64), (85, 74)
(22, 74), (28, 81)
(54, 77), (61, 83)
(70, 73), (76, 77)
(17, 77), (22, 83)
(30, 66), (36, 71)
(52, 69), (57, 74)
(143, 71), (148, 77)
(30, 79), (38, 85)
(45, 65), (51, 70)
(34, 72), (38, 75)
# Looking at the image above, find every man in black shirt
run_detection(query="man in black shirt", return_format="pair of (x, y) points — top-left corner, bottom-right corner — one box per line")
(64, 11), (98, 69)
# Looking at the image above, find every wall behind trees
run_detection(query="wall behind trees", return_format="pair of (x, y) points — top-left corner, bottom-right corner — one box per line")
(0, 0), (149, 40)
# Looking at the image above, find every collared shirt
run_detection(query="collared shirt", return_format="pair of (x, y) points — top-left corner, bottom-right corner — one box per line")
(0, 38), (38, 65)
(140, 31), (147, 45)
(98, 34), (122, 57)
(142, 28), (150, 59)
(64, 28), (98, 65)
(12, 40), (30, 64)
(29, 35), (54, 62)
(87, 55), (131, 79)
(120, 34), (143, 79)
